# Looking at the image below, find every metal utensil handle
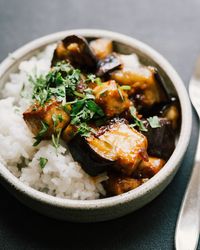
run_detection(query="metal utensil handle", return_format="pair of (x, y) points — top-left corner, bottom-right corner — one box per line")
(175, 134), (200, 250)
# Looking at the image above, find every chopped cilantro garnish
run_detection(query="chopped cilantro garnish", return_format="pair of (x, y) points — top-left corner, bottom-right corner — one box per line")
(52, 128), (62, 150)
(33, 121), (49, 146)
(29, 61), (106, 142)
(117, 86), (124, 101)
(52, 114), (63, 127)
(147, 116), (161, 128)
(95, 77), (103, 85)
(70, 99), (104, 125)
(85, 74), (96, 82)
(77, 123), (94, 137)
(29, 62), (81, 106)
(129, 106), (147, 132)
(39, 157), (48, 169)
(120, 85), (131, 90)
(85, 74), (102, 85)
(29, 75), (49, 106)
(73, 91), (85, 98)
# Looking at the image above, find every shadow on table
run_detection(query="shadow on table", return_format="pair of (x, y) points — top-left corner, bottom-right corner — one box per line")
(0, 182), (181, 250)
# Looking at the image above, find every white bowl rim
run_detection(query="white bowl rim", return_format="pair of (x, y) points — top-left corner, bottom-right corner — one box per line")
(0, 29), (192, 210)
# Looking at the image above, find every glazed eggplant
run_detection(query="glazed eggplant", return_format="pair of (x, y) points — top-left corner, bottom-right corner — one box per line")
(68, 119), (148, 176)
(68, 134), (115, 176)
(110, 54), (169, 108)
(104, 172), (143, 196)
(96, 53), (121, 77)
(110, 54), (156, 90)
(134, 157), (165, 178)
(93, 80), (131, 117)
(52, 35), (97, 71)
(142, 118), (175, 160)
(161, 101), (180, 129)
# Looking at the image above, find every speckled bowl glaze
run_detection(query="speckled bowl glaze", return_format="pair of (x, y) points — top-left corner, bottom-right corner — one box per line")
(0, 29), (192, 222)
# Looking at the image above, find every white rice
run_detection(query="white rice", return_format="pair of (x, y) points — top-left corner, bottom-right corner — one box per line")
(0, 45), (107, 200)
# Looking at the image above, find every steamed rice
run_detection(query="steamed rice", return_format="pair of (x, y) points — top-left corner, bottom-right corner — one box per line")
(0, 45), (107, 200)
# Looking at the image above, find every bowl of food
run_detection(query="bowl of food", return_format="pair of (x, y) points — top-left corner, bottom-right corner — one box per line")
(0, 29), (192, 222)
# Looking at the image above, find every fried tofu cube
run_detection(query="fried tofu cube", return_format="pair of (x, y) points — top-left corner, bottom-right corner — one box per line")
(134, 157), (165, 178)
(88, 121), (148, 176)
(23, 100), (70, 138)
(104, 173), (142, 195)
(90, 38), (113, 60)
(93, 80), (131, 117)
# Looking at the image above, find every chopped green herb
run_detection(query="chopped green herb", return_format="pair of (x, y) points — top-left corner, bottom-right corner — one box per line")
(20, 83), (25, 98)
(29, 61), (81, 106)
(95, 77), (103, 85)
(85, 74), (102, 85)
(39, 157), (48, 169)
(129, 106), (147, 132)
(29, 74), (49, 106)
(28, 61), (106, 144)
(74, 91), (85, 98)
(77, 123), (93, 137)
(85, 74), (96, 82)
(33, 121), (49, 146)
(58, 114), (63, 122)
(52, 129), (62, 149)
(83, 88), (95, 99)
(86, 100), (104, 116)
(120, 85), (131, 90)
(52, 114), (63, 127)
(70, 99), (104, 125)
(117, 86), (124, 101)
(147, 116), (161, 128)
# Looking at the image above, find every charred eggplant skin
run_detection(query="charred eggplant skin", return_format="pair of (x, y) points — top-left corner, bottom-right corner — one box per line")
(68, 135), (115, 176)
(96, 53), (121, 77)
(142, 118), (175, 160)
(52, 35), (97, 71)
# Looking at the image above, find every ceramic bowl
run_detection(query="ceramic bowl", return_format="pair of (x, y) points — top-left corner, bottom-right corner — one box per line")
(0, 29), (192, 222)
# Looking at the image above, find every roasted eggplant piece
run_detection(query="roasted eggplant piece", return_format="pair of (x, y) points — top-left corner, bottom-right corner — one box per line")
(161, 101), (180, 129)
(110, 54), (156, 90)
(142, 118), (175, 160)
(104, 172), (143, 196)
(89, 38), (113, 60)
(137, 68), (169, 108)
(130, 68), (168, 108)
(110, 54), (169, 108)
(68, 119), (148, 176)
(52, 35), (97, 71)
(134, 157), (165, 178)
(93, 80), (131, 117)
(96, 53), (121, 77)
(23, 99), (70, 138)
(68, 134), (115, 176)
